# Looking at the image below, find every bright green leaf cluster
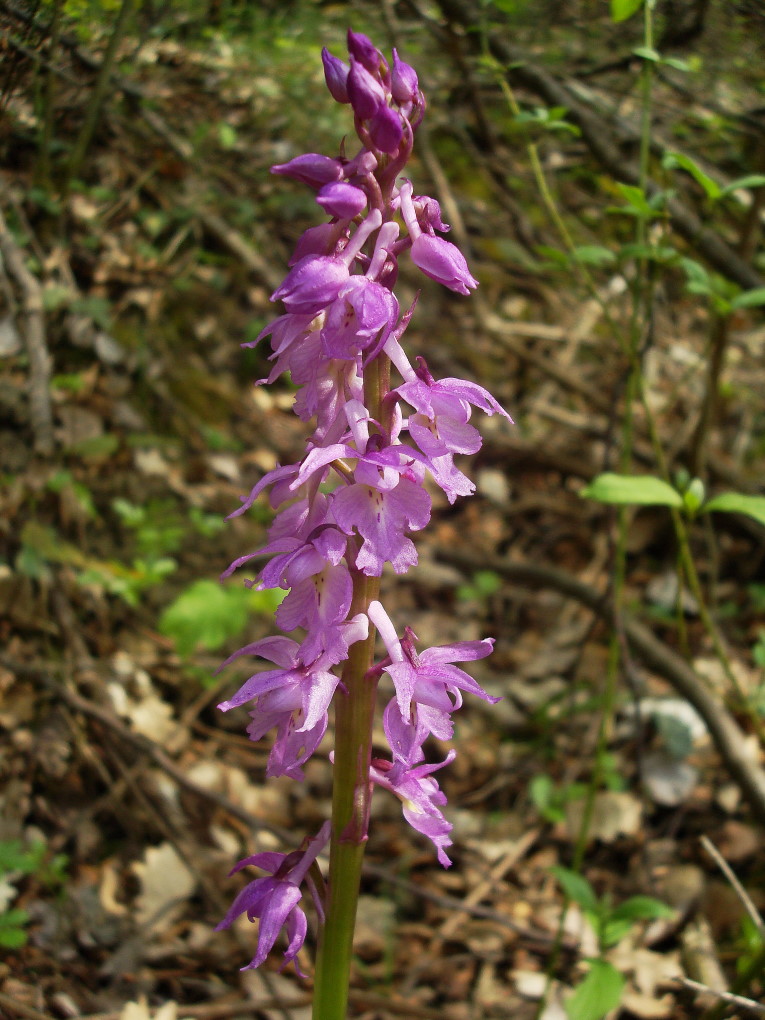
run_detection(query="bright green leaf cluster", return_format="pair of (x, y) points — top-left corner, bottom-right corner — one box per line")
(159, 578), (285, 658)
(582, 473), (765, 528)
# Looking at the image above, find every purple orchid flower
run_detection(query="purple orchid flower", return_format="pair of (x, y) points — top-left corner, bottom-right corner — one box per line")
(321, 277), (399, 359)
(217, 621), (367, 778)
(369, 103), (403, 154)
(346, 30), (383, 75)
(216, 823), (329, 975)
(217, 31), (511, 978)
(391, 49), (419, 106)
(369, 753), (456, 867)
(368, 601), (498, 719)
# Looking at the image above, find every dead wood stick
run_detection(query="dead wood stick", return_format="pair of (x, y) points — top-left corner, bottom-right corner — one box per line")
(438, 826), (539, 939)
(51, 681), (293, 844)
(193, 207), (283, 292)
(0, 994), (55, 1020)
(700, 834), (765, 934)
(676, 979), (765, 1018)
(436, 549), (765, 825)
(10, 1000), (312, 1020)
(72, 994), (466, 1020)
(0, 203), (54, 454)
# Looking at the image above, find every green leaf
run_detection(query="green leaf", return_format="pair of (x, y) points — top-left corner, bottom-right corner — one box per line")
(611, 0), (643, 22)
(70, 295), (112, 329)
(663, 151), (721, 200)
(731, 287), (765, 310)
(0, 839), (45, 873)
(581, 473), (682, 508)
(618, 241), (678, 264)
(613, 182), (653, 216)
(159, 579), (283, 658)
(661, 56), (690, 71)
(720, 174), (765, 197)
(633, 45), (660, 62)
(0, 910), (29, 949)
(570, 245), (616, 266)
(550, 866), (599, 913)
(680, 257), (711, 289)
(655, 712), (694, 760)
(66, 433), (120, 461)
(529, 775), (560, 819)
(703, 493), (765, 527)
(599, 916), (635, 947)
(565, 960), (625, 1020)
(683, 478), (705, 514)
(609, 895), (674, 923)
(600, 895), (674, 947)
(19, 522), (88, 567)
(42, 284), (74, 312)
(218, 123), (237, 150)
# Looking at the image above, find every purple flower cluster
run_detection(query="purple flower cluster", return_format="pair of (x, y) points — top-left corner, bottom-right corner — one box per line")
(218, 30), (511, 972)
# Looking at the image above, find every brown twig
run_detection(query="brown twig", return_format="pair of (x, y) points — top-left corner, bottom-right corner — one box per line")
(0, 200), (54, 454)
(678, 977), (765, 1017)
(700, 835), (765, 935)
(436, 549), (765, 825)
(6, 999), (313, 1020)
(50, 680), (293, 844)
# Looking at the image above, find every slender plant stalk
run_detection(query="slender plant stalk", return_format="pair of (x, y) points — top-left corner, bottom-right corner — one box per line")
(35, 0), (64, 190)
(312, 578), (379, 1019)
(66, 0), (135, 186)
(533, 6), (656, 1014)
(689, 314), (731, 478)
(312, 356), (386, 1019)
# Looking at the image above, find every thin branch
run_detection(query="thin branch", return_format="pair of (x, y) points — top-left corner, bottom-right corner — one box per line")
(436, 549), (765, 825)
(700, 835), (765, 935)
(676, 977), (765, 1017)
(0, 201), (54, 454)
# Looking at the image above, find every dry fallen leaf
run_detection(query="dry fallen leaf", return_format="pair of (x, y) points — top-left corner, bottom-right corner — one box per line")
(131, 842), (195, 930)
(567, 791), (642, 843)
(120, 997), (193, 1020)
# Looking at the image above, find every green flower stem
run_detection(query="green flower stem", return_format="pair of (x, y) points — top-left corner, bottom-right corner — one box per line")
(312, 572), (379, 1020)
(312, 355), (386, 1020)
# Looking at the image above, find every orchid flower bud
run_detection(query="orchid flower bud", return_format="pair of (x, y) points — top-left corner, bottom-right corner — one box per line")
(321, 47), (350, 103)
(414, 195), (450, 232)
(347, 29), (382, 74)
(410, 234), (479, 295)
(288, 223), (339, 265)
(369, 103), (403, 154)
(347, 58), (385, 120)
(271, 153), (344, 189)
(391, 49), (419, 105)
(316, 181), (367, 219)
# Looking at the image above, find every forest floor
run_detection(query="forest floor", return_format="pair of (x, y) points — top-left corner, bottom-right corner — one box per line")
(1, 3), (765, 1019)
